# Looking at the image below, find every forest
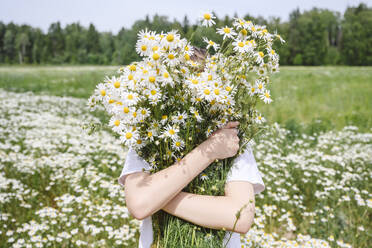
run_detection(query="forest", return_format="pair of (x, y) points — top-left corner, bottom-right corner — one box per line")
(0, 3), (371, 66)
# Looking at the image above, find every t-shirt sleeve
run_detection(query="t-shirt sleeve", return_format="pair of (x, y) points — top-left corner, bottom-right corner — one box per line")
(225, 144), (265, 195)
(117, 147), (152, 187)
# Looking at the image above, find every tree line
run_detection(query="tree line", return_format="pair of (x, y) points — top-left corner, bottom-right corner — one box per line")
(0, 3), (371, 66)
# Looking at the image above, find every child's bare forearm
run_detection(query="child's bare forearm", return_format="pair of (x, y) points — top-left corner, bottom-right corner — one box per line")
(124, 140), (215, 219)
(161, 182), (255, 234)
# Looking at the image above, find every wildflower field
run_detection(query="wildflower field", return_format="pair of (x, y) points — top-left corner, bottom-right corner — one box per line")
(0, 66), (371, 247)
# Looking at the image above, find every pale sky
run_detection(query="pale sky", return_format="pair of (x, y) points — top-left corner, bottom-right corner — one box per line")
(1, 0), (371, 34)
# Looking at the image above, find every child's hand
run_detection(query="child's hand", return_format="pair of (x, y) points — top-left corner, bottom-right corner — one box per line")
(205, 121), (240, 160)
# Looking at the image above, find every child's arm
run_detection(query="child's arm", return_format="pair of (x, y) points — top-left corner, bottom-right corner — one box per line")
(123, 122), (240, 220)
(161, 181), (255, 234)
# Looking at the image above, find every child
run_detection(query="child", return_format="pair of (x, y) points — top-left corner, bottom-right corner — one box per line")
(118, 121), (265, 248)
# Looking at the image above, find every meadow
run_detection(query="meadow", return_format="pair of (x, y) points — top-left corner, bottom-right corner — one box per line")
(0, 66), (371, 247)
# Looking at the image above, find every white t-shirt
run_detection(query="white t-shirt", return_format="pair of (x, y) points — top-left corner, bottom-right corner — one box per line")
(118, 145), (265, 248)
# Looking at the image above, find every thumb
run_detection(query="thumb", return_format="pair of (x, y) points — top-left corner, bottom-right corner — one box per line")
(223, 121), (240, 129)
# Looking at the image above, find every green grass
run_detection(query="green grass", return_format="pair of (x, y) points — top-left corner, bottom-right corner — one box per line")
(0, 65), (371, 130)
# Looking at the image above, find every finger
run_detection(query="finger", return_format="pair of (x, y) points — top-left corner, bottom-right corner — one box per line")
(223, 121), (240, 129)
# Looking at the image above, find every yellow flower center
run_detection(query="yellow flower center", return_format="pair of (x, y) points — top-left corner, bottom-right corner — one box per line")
(240, 29), (248, 36)
(152, 46), (158, 51)
(152, 53), (160, 60)
(214, 89), (220, 95)
(192, 79), (198, 85)
(114, 81), (120, 88)
(141, 109), (147, 115)
(209, 40), (215, 45)
(114, 120), (120, 126)
(168, 54), (175, 60)
(204, 89), (210, 95)
(129, 65), (136, 71)
(148, 132), (153, 137)
(123, 107), (129, 113)
(175, 141), (181, 147)
(149, 76), (156, 83)
(251, 26), (256, 32)
(109, 99), (115, 104)
(128, 74), (133, 80)
(178, 115), (183, 120)
(251, 88), (255, 93)
(204, 13), (211, 20)
(137, 139), (142, 144)
(125, 132), (133, 139)
(127, 94), (134, 100)
(169, 129), (175, 135)
(162, 115), (167, 120)
(196, 97), (201, 102)
(166, 34), (174, 42)
(271, 49), (275, 55)
(150, 90), (157, 95)
(258, 84), (263, 89)
(225, 86), (232, 92)
(208, 75), (213, 81)
(265, 92), (270, 98)
(259, 52), (264, 57)
(184, 54), (190, 60)
(141, 45), (147, 51)
(100, 90), (106, 96)
(163, 72), (169, 78)
(238, 42), (244, 47)
(133, 112), (137, 117)
(223, 27), (230, 33)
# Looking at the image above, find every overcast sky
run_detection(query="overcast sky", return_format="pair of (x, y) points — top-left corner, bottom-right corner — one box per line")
(1, 0), (371, 34)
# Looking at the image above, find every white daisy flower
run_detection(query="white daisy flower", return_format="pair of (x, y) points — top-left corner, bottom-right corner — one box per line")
(248, 84), (257, 97)
(119, 128), (139, 146)
(172, 111), (188, 125)
(260, 89), (273, 104)
(233, 18), (248, 29)
(232, 39), (248, 53)
(203, 37), (220, 51)
(254, 79), (266, 93)
(109, 116), (125, 133)
(95, 83), (108, 102)
(162, 125), (179, 140)
(146, 128), (157, 141)
(255, 51), (265, 64)
(154, 113), (166, 125)
(255, 113), (266, 124)
(172, 138), (185, 152)
(216, 26), (236, 40)
(136, 39), (151, 57)
(161, 30), (181, 49)
(200, 12), (216, 27)
(189, 106), (203, 122)
(200, 173), (209, 181)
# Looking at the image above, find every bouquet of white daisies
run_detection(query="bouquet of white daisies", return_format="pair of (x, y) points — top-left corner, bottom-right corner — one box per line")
(88, 12), (284, 248)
